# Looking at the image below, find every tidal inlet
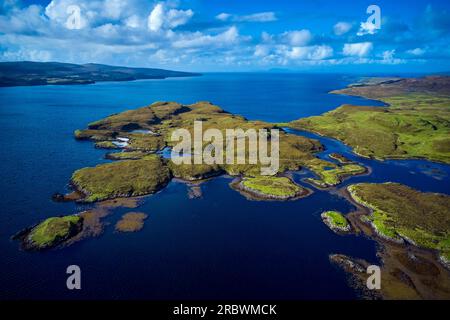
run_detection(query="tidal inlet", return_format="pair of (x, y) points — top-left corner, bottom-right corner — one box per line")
(1, 0), (450, 310)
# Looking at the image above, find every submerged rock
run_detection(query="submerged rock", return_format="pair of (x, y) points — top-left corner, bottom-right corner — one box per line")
(115, 212), (148, 232)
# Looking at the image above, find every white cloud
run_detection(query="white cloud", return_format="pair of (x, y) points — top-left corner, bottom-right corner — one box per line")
(357, 21), (378, 36)
(45, 0), (89, 29)
(407, 48), (425, 56)
(216, 13), (231, 21)
(148, 3), (193, 32)
(0, 48), (53, 61)
(343, 42), (373, 57)
(282, 29), (312, 46)
(0, 0), (427, 70)
(261, 32), (273, 43)
(333, 22), (352, 36)
(148, 3), (164, 31)
(215, 11), (277, 23)
(380, 49), (404, 64)
(382, 49), (394, 61)
(287, 45), (333, 60)
(254, 45), (269, 57)
(103, 0), (126, 20)
(237, 12), (277, 22)
(0, 5), (48, 33)
(125, 14), (141, 28)
(172, 26), (240, 49)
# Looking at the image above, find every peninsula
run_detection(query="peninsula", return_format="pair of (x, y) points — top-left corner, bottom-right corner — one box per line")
(288, 76), (450, 163)
(0, 61), (200, 87)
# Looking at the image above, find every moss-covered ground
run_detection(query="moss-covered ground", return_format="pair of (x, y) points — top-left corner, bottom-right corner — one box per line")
(348, 182), (450, 260)
(105, 151), (150, 160)
(241, 176), (304, 198)
(27, 215), (82, 249)
(71, 155), (171, 202)
(321, 211), (350, 232)
(72, 101), (346, 200)
(288, 77), (450, 163)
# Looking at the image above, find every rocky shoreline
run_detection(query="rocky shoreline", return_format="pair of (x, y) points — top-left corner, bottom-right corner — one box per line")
(321, 211), (351, 234)
(333, 184), (450, 299)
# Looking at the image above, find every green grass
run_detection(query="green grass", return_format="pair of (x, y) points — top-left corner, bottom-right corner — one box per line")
(289, 87), (450, 163)
(94, 141), (119, 149)
(106, 151), (150, 160)
(74, 129), (116, 141)
(71, 155), (171, 202)
(319, 164), (366, 185)
(76, 101), (328, 176)
(241, 176), (303, 198)
(28, 215), (81, 248)
(321, 211), (350, 230)
(304, 158), (366, 186)
(127, 134), (165, 151)
(348, 183), (450, 255)
(72, 101), (365, 202)
(168, 162), (223, 180)
(328, 153), (352, 164)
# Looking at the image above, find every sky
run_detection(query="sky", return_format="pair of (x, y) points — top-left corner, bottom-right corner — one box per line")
(1, 0), (450, 72)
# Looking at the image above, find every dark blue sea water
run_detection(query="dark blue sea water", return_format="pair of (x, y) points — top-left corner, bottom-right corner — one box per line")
(0, 73), (448, 299)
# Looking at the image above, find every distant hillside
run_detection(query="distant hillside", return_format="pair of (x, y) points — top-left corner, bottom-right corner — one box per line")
(0, 61), (201, 87)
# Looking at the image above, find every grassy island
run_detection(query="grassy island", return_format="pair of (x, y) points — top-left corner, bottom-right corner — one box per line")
(321, 211), (351, 233)
(306, 160), (366, 187)
(238, 176), (307, 200)
(348, 182), (450, 262)
(71, 155), (171, 202)
(69, 101), (355, 201)
(288, 76), (450, 163)
(23, 215), (83, 250)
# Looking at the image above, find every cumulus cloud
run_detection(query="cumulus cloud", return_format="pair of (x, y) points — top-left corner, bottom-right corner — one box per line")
(333, 22), (352, 36)
(379, 49), (404, 64)
(252, 28), (332, 64)
(216, 13), (231, 21)
(407, 48), (425, 56)
(148, 3), (193, 31)
(357, 21), (378, 36)
(287, 45), (333, 60)
(172, 26), (240, 48)
(282, 29), (312, 46)
(0, 0), (445, 70)
(343, 42), (373, 57)
(215, 11), (277, 23)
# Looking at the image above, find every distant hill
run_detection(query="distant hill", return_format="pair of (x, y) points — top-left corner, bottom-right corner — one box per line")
(0, 61), (201, 87)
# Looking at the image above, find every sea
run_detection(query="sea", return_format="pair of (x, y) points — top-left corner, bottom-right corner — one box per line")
(0, 73), (448, 299)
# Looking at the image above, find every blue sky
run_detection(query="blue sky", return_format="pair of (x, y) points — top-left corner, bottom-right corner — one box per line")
(1, 0), (450, 72)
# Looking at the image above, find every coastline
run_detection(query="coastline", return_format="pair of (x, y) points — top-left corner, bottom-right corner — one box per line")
(335, 186), (450, 299)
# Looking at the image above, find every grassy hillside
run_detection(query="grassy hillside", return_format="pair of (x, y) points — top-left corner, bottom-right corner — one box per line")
(288, 77), (450, 163)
